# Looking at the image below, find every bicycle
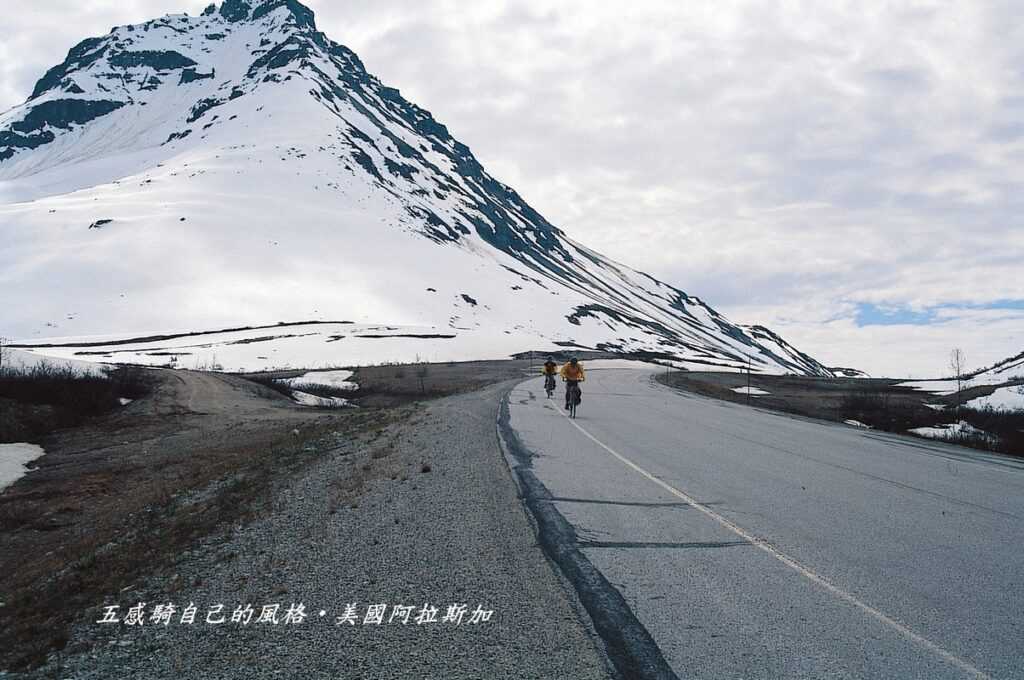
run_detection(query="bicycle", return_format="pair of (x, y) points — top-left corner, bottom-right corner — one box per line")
(544, 373), (556, 398)
(566, 380), (581, 419)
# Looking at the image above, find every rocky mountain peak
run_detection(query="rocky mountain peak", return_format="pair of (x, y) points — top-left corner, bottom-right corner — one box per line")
(217, 0), (316, 29)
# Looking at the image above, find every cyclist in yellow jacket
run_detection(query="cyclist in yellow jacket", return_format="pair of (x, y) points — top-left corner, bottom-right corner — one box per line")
(541, 356), (558, 397)
(560, 357), (585, 409)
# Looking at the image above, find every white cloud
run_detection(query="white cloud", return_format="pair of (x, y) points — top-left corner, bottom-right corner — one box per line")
(2, 0), (1022, 377)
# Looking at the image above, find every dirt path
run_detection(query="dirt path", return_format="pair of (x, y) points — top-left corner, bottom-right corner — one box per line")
(122, 369), (299, 417)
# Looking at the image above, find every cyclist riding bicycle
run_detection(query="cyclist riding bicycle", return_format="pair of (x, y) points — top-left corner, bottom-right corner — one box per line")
(541, 356), (558, 397)
(560, 357), (585, 410)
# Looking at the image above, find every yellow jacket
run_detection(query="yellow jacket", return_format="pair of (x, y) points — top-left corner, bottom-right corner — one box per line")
(560, 362), (585, 381)
(541, 361), (559, 376)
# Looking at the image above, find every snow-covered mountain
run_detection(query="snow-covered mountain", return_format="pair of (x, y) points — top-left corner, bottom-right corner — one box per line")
(1, 0), (841, 375)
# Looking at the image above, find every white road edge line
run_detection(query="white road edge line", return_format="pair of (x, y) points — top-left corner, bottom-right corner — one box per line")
(559, 409), (992, 680)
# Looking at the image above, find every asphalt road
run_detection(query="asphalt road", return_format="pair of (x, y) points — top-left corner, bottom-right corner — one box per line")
(504, 363), (1024, 680)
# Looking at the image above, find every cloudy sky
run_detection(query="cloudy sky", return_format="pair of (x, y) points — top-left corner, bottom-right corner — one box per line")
(3, 0), (1022, 376)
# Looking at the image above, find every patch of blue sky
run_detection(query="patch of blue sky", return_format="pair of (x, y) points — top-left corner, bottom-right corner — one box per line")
(855, 300), (1024, 326)
(855, 303), (935, 326)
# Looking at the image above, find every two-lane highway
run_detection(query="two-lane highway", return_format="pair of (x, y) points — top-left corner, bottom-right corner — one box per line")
(505, 362), (1024, 679)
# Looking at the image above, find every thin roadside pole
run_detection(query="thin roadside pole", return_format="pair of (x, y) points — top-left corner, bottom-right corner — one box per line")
(746, 356), (751, 406)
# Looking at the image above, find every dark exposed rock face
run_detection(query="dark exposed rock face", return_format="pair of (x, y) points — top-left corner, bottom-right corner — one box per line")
(108, 50), (197, 70)
(251, 0), (316, 28)
(187, 97), (225, 123)
(220, 0), (314, 27)
(180, 68), (216, 85)
(2, 98), (125, 160)
(31, 38), (108, 99)
(219, 0), (253, 22)
(11, 99), (126, 133)
(0, 133), (53, 161)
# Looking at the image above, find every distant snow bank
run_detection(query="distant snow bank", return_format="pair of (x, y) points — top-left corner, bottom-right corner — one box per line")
(3, 348), (104, 376)
(583, 359), (659, 371)
(13, 323), (519, 374)
(897, 379), (972, 395)
(966, 386), (1024, 412)
(898, 369), (1024, 395)
(0, 443), (46, 491)
(733, 386), (770, 396)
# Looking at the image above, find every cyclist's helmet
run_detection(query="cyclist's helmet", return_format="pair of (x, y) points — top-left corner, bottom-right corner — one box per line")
(547, 356), (554, 362)
(570, 357), (579, 365)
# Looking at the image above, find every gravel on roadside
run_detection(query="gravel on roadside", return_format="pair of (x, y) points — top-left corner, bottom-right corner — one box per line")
(30, 381), (613, 680)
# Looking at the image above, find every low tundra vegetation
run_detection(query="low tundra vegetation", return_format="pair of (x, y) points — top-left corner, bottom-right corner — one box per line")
(950, 407), (1024, 454)
(0, 362), (151, 442)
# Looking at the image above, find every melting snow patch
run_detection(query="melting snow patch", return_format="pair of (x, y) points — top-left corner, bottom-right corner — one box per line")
(280, 369), (357, 391)
(966, 386), (1024, 412)
(0, 443), (46, 492)
(909, 421), (996, 444)
(844, 420), (870, 428)
(733, 386), (770, 396)
(291, 391), (351, 408)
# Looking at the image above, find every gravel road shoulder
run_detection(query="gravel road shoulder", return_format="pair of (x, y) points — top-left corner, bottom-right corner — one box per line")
(30, 380), (613, 679)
